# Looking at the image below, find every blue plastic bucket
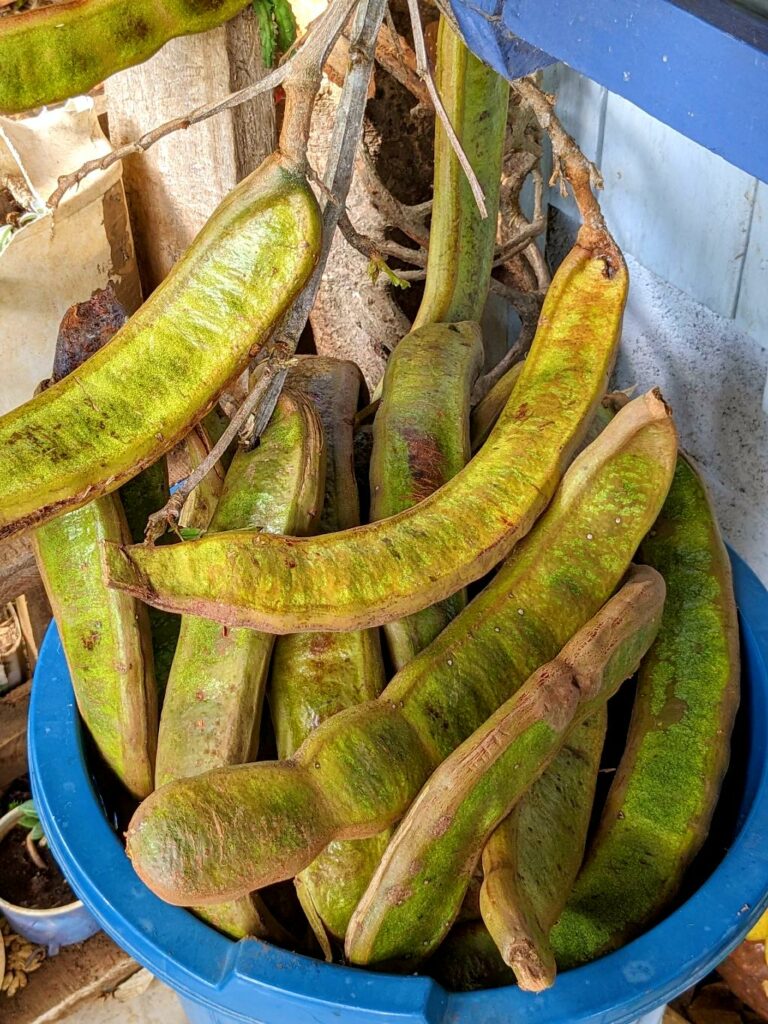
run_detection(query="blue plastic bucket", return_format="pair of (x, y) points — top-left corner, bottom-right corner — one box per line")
(29, 551), (768, 1024)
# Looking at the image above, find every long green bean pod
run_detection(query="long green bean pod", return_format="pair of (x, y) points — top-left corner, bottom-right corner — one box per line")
(106, 226), (627, 633)
(31, 295), (158, 800)
(478, 712), (606, 990)
(0, 0), (251, 115)
(370, 323), (483, 668)
(270, 357), (387, 950)
(413, 19), (509, 327)
(158, 390), (324, 940)
(345, 567), (664, 966)
(552, 454), (740, 967)
(0, 153), (320, 540)
(125, 390), (677, 905)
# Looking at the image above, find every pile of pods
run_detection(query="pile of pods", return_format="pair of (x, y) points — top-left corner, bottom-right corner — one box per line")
(0, 0), (739, 996)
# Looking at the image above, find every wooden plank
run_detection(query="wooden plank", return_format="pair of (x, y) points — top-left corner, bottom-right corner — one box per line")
(0, 680), (31, 791)
(3, 932), (137, 1024)
(735, 179), (768, 361)
(0, 536), (39, 607)
(598, 90), (757, 317)
(104, 8), (276, 292)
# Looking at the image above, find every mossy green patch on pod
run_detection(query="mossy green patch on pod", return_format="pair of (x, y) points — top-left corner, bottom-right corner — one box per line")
(124, 390), (677, 906)
(0, 0), (250, 114)
(551, 454), (740, 968)
(344, 567), (665, 966)
(105, 226), (628, 633)
(0, 154), (320, 540)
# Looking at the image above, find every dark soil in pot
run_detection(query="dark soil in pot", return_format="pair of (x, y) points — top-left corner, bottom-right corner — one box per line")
(0, 825), (76, 909)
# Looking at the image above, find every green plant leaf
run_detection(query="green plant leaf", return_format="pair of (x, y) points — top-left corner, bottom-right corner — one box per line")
(178, 526), (204, 541)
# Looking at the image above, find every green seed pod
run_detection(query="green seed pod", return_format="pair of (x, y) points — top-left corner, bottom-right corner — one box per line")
(33, 496), (158, 800)
(158, 390), (324, 940)
(344, 567), (665, 966)
(370, 322), (483, 669)
(0, 153), (320, 540)
(270, 357), (387, 950)
(414, 19), (509, 327)
(551, 454), (740, 968)
(0, 0), (252, 115)
(479, 711), (606, 990)
(105, 226), (627, 633)
(125, 390), (677, 906)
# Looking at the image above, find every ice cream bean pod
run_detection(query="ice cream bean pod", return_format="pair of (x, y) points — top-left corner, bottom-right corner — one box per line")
(344, 567), (665, 966)
(271, 357), (387, 948)
(479, 711), (606, 991)
(427, 920), (516, 992)
(0, 153), (320, 540)
(0, 0), (250, 114)
(155, 390), (325, 788)
(105, 225), (627, 633)
(551, 453), (740, 968)
(370, 322), (483, 669)
(125, 390), (677, 905)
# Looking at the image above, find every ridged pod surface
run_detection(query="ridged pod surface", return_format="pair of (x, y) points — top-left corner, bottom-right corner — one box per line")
(344, 568), (665, 966)
(157, 391), (324, 939)
(0, 0), (250, 114)
(478, 712), (606, 990)
(370, 323), (483, 668)
(125, 391), (678, 905)
(552, 454), (740, 967)
(0, 154), (320, 539)
(105, 226), (628, 633)
(270, 357), (387, 948)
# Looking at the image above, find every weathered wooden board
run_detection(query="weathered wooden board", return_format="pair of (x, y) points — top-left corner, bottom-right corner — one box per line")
(104, 9), (276, 292)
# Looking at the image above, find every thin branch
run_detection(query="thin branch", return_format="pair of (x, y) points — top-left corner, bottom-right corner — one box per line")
(470, 317), (536, 406)
(375, 18), (431, 106)
(48, 0), (359, 207)
(405, 0), (487, 218)
(338, 209), (427, 266)
(358, 140), (431, 247)
(511, 77), (606, 235)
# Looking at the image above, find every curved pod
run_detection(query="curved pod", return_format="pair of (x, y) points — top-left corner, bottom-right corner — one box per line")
(106, 226), (628, 633)
(0, 154), (320, 539)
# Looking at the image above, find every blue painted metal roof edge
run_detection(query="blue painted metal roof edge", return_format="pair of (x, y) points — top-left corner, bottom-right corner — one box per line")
(447, 0), (768, 184)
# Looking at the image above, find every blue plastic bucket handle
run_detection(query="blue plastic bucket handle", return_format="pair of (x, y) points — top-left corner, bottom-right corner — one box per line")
(29, 551), (768, 1024)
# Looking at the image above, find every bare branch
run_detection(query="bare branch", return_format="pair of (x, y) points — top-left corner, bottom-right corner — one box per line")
(337, 209), (427, 266)
(511, 77), (606, 234)
(375, 18), (431, 106)
(48, 0), (359, 208)
(358, 140), (431, 247)
(405, 0), (487, 218)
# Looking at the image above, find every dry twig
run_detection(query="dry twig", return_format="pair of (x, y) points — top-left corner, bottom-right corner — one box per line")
(511, 76), (605, 234)
(357, 141), (431, 246)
